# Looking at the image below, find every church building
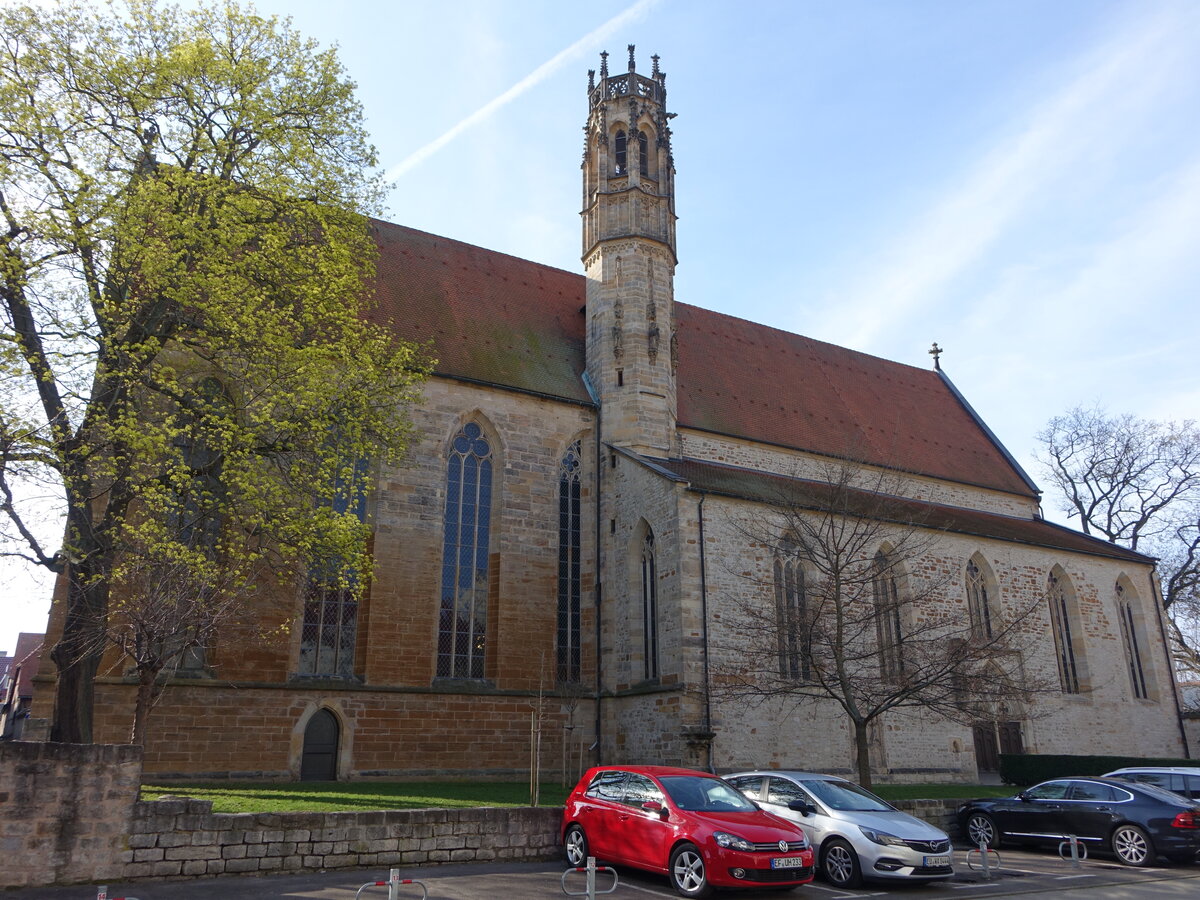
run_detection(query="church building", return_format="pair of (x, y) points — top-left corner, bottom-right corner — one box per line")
(34, 48), (1187, 781)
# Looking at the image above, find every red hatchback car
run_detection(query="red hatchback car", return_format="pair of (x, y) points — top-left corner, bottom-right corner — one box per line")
(562, 765), (815, 897)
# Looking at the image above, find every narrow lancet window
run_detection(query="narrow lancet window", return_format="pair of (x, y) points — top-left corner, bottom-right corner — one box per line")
(437, 421), (493, 679)
(557, 441), (583, 683)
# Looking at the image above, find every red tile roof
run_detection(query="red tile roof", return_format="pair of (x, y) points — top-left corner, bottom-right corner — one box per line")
(654, 457), (1147, 564)
(370, 221), (1037, 498)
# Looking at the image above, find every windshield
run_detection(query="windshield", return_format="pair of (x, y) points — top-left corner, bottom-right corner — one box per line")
(801, 779), (893, 812)
(660, 776), (759, 812)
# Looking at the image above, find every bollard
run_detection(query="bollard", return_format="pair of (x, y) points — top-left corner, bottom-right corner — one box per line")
(354, 869), (429, 900)
(1057, 834), (1087, 868)
(561, 856), (619, 898)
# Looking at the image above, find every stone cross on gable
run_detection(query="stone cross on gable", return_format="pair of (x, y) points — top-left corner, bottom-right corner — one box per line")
(929, 342), (943, 370)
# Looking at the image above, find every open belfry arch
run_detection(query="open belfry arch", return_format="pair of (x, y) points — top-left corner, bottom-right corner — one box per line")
(32, 47), (1188, 781)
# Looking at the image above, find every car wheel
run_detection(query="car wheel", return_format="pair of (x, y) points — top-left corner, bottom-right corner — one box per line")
(966, 812), (1001, 849)
(1111, 824), (1154, 867)
(564, 824), (589, 867)
(821, 838), (863, 889)
(669, 842), (712, 898)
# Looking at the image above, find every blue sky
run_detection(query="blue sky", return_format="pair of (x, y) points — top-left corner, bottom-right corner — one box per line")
(4, 0), (1200, 651)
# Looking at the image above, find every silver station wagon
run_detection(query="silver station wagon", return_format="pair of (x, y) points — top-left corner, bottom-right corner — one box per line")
(726, 770), (953, 888)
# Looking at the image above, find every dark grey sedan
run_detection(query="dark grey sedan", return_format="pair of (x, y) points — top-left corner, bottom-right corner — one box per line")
(957, 777), (1200, 867)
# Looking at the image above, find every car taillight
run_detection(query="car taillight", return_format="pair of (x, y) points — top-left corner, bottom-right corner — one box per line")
(1171, 811), (1198, 829)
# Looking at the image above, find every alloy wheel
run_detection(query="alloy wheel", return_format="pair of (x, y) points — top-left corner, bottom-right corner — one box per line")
(1112, 825), (1152, 867)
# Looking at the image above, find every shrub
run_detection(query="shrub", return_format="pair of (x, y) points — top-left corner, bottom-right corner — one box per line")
(998, 753), (1195, 785)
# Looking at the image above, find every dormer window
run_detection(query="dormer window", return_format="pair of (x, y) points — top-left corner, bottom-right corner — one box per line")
(639, 130), (649, 176)
(614, 129), (627, 174)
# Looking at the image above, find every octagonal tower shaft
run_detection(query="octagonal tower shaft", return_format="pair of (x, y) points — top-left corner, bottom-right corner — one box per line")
(582, 47), (678, 456)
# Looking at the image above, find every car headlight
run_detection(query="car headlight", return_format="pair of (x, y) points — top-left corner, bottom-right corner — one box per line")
(713, 831), (755, 851)
(859, 827), (908, 847)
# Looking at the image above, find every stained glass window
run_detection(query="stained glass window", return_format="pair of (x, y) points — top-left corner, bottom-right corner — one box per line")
(1047, 570), (1081, 694)
(774, 541), (810, 680)
(642, 529), (658, 680)
(557, 442), (582, 683)
(873, 551), (904, 680)
(1116, 583), (1149, 700)
(965, 557), (994, 639)
(298, 454), (369, 678)
(437, 422), (493, 679)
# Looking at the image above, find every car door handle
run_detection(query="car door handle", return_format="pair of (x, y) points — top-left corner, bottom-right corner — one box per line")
(1095, 806), (1111, 812)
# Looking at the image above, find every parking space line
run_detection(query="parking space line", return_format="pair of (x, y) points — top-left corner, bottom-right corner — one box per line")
(1054, 873), (1096, 879)
(610, 881), (673, 896)
(950, 882), (1002, 889)
(801, 886), (885, 897)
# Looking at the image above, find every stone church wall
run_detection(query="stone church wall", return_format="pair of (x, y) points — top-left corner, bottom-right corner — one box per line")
(597, 449), (706, 768)
(698, 493), (1184, 782)
(679, 429), (1038, 518)
(40, 378), (603, 780)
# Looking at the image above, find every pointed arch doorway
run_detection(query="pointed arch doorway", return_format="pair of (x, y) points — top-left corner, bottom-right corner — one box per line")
(300, 708), (339, 781)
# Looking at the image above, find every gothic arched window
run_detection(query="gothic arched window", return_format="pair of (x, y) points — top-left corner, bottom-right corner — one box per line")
(872, 551), (904, 680)
(557, 441), (582, 683)
(642, 529), (658, 680)
(1047, 568), (1083, 694)
(1116, 581), (1149, 700)
(299, 449), (369, 678)
(774, 540), (810, 680)
(614, 129), (627, 175)
(437, 421), (493, 679)
(638, 129), (649, 176)
(965, 555), (994, 640)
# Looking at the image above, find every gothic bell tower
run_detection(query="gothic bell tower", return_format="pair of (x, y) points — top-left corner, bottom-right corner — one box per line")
(582, 46), (678, 456)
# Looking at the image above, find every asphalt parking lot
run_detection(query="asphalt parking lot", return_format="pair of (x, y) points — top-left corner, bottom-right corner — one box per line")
(12, 848), (1200, 900)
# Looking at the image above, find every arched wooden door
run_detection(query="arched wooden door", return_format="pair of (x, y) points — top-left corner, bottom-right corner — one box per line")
(300, 709), (339, 781)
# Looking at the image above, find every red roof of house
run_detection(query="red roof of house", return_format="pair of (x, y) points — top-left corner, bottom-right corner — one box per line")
(369, 221), (1037, 498)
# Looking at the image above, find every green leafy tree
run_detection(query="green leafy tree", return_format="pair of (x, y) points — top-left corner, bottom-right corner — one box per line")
(0, 0), (429, 743)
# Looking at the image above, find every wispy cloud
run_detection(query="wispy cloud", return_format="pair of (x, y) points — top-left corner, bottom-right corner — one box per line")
(384, 0), (662, 183)
(813, 3), (1200, 352)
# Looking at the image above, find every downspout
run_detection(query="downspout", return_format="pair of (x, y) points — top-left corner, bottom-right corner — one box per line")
(583, 372), (603, 764)
(1150, 571), (1190, 758)
(698, 493), (714, 772)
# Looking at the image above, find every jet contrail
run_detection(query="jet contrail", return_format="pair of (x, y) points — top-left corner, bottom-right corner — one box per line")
(384, 0), (663, 183)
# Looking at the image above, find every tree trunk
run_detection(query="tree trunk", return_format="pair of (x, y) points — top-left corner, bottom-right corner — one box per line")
(853, 718), (873, 789)
(130, 669), (159, 746)
(48, 556), (109, 744)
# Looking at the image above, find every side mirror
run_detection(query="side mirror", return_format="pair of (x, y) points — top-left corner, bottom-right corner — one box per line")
(642, 800), (669, 818)
(1017, 791), (1032, 802)
(787, 800), (815, 816)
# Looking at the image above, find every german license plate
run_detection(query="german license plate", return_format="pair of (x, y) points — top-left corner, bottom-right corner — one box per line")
(924, 855), (950, 867)
(771, 857), (806, 869)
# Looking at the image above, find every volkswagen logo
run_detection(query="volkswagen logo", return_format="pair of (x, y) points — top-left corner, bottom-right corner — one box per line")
(779, 840), (789, 852)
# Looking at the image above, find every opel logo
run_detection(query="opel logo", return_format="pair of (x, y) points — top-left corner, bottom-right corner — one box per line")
(779, 840), (788, 852)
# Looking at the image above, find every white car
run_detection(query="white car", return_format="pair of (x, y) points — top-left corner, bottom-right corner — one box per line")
(726, 770), (953, 888)
(1103, 767), (1200, 801)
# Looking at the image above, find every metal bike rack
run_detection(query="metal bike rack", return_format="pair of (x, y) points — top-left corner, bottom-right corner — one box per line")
(964, 839), (1001, 880)
(354, 868), (430, 900)
(1058, 834), (1087, 868)
(96, 888), (141, 900)
(562, 856), (619, 898)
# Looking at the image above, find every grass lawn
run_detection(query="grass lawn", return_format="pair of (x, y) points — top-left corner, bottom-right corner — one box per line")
(142, 780), (1016, 814)
(140, 781), (575, 813)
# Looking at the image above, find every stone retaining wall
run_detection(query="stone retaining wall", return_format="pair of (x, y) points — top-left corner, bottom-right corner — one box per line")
(0, 741), (143, 888)
(1, 741), (965, 888)
(123, 799), (561, 880)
